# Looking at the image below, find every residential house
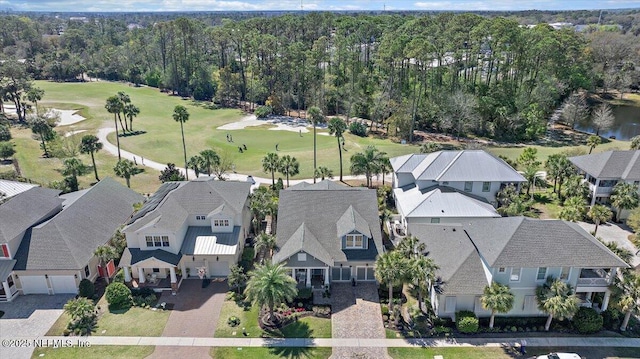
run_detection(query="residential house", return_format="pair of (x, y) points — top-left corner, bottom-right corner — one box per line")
(0, 179), (39, 200)
(411, 217), (628, 320)
(120, 178), (252, 292)
(569, 150), (640, 214)
(272, 180), (384, 288)
(8, 178), (142, 297)
(390, 150), (524, 232)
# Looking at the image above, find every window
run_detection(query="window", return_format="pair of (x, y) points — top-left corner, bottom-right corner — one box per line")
(213, 219), (230, 227)
(1, 243), (9, 258)
(298, 253), (307, 261)
(431, 218), (440, 223)
(510, 267), (521, 281)
(152, 268), (160, 273)
(345, 234), (364, 248)
(7, 275), (14, 287)
(498, 267), (506, 273)
(196, 215), (206, 221)
(153, 236), (162, 247)
(444, 296), (457, 313)
(162, 236), (170, 247)
(464, 181), (473, 192)
(560, 267), (570, 280)
(537, 267), (547, 281)
(84, 265), (90, 277)
(146, 236), (153, 247)
(482, 182), (491, 192)
(635, 181), (640, 186)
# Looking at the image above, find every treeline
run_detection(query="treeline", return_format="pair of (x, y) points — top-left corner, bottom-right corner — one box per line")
(1, 11), (639, 142)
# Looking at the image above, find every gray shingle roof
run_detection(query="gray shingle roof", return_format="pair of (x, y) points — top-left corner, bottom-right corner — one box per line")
(127, 248), (181, 266)
(180, 226), (240, 255)
(394, 185), (499, 218)
(124, 179), (251, 233)
(336, 205), (372, 238)
(13, 178), (143, 271)
(274, 183), (383, 265)
(391, 150), (525, 183)
(0, 187), (62, 244)
(287, 180), (366, 191)
(464, 217), (629, 268)
(569, 150), (640, 180)
(273, 223), (334, 266)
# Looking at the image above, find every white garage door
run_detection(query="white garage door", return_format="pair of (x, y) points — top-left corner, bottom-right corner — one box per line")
(209, 260), (230, 277)
(20, 276), (49, 294)
(50, 276), (77, 294)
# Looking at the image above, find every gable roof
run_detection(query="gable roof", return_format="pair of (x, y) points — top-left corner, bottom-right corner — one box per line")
(122, 248), (182, 266)
(464, 217), (629, 268)
(391, 150), (525, 183)
(286, 179), (366, 191)
(393, 185), (500, 218)
(569, 150), (640, 180)
(14, 178), (143, 271)
(124, 179), (251, 233)
(0, 187), (62, 244)
(274, 183), (383, 265)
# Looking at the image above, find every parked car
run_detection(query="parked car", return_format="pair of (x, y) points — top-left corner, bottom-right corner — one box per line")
(535, 353), (582, 359)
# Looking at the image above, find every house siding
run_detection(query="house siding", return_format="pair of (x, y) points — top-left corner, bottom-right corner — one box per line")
(283, 252), (329, 268)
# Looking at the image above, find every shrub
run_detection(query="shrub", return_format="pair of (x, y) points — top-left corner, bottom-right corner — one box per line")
(227, 316), (241, 327)
(0, 141), (15, 159)
(381, 304), (390, 316)
(296, 287), (312, 300)
(312, 305), (331, 318)
(572, 307), (603, 334)
(131, 287), (156, 297)
(602, 308), (622, 330)
(349, 122), (367, 137)
(433, 326), (452, 335)
(457, 316), (479, 334)
(105, 282), (131, 309)
(255, 105), (273, 118)
(113, 268), (125, 283)
(78, 279), (95, 298)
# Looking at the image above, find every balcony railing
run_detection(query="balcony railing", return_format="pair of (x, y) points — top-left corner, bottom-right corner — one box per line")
(577, 268), (611, 287)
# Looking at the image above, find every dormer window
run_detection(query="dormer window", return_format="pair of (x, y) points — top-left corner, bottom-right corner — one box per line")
(213, 219), (229, 227)
(345, 234), (364, 248)
(196, 215), (206, 221)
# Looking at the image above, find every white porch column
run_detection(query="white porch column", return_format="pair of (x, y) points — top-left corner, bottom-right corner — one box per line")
(2, 281), (11, 300)
(306, 269), (311, 287)
(591, 179), (599, 206)
(138, 267), (146, 283)
(123, 267), (131, 282)
(169, 267), (177, 283)
(324, 267), (330, 286)
(180, 261), (187, 278)
(204, 259), (209, 278)
(602, 290), (611, 311)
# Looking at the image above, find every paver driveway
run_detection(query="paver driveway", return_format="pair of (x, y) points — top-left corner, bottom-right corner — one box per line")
(330, 283), (390, 359)
(0, 294), (73, 359)
(147, 279), (228, 359)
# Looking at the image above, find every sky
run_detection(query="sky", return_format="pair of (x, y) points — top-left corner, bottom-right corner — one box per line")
(0, 0), (639, 12)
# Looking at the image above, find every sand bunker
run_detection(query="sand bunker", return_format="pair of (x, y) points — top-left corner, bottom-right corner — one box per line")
(3, 105), (86, 126)
(218, 115), (328, 134)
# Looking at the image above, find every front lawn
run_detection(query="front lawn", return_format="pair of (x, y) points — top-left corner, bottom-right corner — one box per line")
(32, 345), (154, 359)
(210, 347), (332, 359)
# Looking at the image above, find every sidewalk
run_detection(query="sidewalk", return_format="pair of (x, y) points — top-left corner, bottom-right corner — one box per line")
(6, 336), (639, 348)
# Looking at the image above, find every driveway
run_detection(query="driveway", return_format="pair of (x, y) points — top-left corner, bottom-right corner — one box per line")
(147, 279), (228, 359)
(330, 283), (390, 359)
(578, 221), (640, 268)
(0, 294), (72, 359)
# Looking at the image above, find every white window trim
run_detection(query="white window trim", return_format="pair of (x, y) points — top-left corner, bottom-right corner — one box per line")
(510, 267), (521, 282)
(560, 267), (571, 281)
(536, 267), (547, 281)
(482, 182), (491, 192)
(464, 181), (473, 192)
(297, 253), (307, 261)
(498, 267), (506, 273)
(345, 234), (364, 249)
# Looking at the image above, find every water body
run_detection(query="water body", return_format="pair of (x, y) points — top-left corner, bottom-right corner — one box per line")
(575, 104), (640, 141)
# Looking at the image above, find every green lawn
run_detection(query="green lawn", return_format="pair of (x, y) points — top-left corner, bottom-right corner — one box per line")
(210, 347), (332, 359)
(389, 346), (640, 359)
(32, 345), (154, 359)
(46, 296), (170, 337)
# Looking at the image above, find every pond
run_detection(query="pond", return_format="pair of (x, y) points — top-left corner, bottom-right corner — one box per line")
(575, 104), (640, 141)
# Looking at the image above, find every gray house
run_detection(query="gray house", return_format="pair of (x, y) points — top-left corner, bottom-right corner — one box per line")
(569, 150), (640, 211)
(412, 217), (628, 320)
(273, 180), (384, 288)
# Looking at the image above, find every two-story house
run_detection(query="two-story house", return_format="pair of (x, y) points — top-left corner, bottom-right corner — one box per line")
(390, 150), (524, 232)
(411, 217), (628, 320)
(2, 178), (142, 298)
(120, 178), (251, 292)
(569, 150), (640, 215)
(272, 180), (384, 288)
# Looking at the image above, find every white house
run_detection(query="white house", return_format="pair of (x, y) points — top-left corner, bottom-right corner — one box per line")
(120, 178), (252, 292)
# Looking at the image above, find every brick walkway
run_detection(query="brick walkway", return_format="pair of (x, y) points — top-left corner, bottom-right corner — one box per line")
(147, 279), (228, 359)
(330, 283), (390, 359)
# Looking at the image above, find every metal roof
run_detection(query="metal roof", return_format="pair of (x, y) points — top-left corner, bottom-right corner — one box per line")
(0, 180), (38, 199)
(394, 185), (499, 218)
(180, 226), (240, 255)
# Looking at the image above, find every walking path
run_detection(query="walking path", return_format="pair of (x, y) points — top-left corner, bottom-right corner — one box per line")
(7, 335), (639, 348)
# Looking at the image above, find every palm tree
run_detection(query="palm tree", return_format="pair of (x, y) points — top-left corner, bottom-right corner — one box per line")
(378, 156), (392, 186)
(117, 91), (131, 132)
(586, 135), (601, 154)
(611, 182), (640, 221)
(307, 106), (325, 183)
(397, 235), (426, 259)
(124, 103), (140, 132)
(481, 282), (515, 328)
(350, 146), (387, 188)
(556, 156), (575, 202)
(94, 245), (117, 284)
(262, 152), (280, 187)
(80, 135), (103, 181)
(113, 159), (140, 188)
(188, 155), (204, 178)
(587, 204), (613, 235)
(631, 136), (640, 150)
(278, 155), (300, 187)
(328, 117), (347, 181)
(618, 272), (640, 331)
(315, 166), (333, 181)
(536, 277), (580, 331)
(559, 196), (587, 222)
(244, 262), (297, 323)
(410, 256), (438, 313)
(105, 95), (123, 160)
(255, 233), (277, 259)
(172, 105), (190, 180)
(63, 297), (95, 321)
(375, 251), (407, 312)
(200, 149), (220, 176)
(62, 158), (88, 191)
